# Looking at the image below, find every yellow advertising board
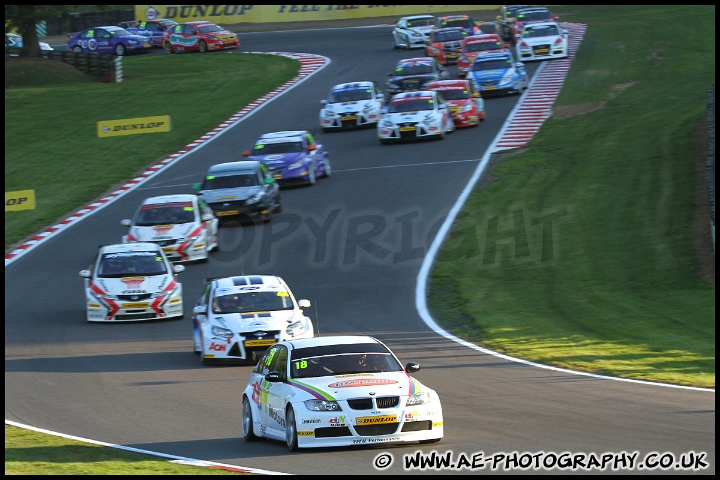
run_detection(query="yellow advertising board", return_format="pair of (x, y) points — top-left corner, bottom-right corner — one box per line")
(5, 189), (36, 212)
(134, 5), (500, 24)
(97, 116), (172, 138)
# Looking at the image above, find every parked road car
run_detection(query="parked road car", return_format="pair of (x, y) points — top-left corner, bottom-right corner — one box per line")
(122, 18), (179, 47)
(79, 242), (184, 322)
(193, 275), (315, 365)
(468, 50), (529, 96)
(426, 79), (485, 128)
(495, 5), (532, 42)
(319, 81), (385, 131)
(392, 14), (436, 49)
(242, 130), (331, 187)
(120, 194), (218, 263)
(425, 27), (467, 65)
(456, 34), (507, 78)
(378, 90), (455, 144)
(511, 6), (559, 40)
(5, 32), (54, 57)
(66, 26), (152, 56)
(194, 160), (281, 223)
(241, 335), (444, 450)
(384, 56), (448, 98)
(162, 20), (239, 53)
(434, 14), (480, 36)
(515, 21), (569, 61)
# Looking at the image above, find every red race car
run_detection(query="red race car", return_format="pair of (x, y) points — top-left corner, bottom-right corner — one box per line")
(426, 79), (485, 128)
(162, 21), (239, 53)
(456, 34), (507, 78)
(425, 27), (467, 65)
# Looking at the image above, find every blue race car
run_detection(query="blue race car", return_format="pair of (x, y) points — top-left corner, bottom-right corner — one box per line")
(66, 25), (152, 56)
(122, 19), (178, 48)
(242, 131), (331, 187)
(468, 51), (529, 96)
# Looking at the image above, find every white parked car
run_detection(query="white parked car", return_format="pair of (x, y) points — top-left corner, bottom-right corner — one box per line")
(319, 81), (384, 130)
(515, 21), (568, 61)
(242, 335), (444, 450)
(192, 275), (315, 365)
(392, 14), (436, 49)
(377, 90), (455, 144)
(79, 243), (185, 322)
(121, 194), (219, 263)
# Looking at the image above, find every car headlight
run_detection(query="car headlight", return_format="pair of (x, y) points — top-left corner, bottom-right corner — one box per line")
(211, 325), (234, 338)
(246, 192), (263, 204)
(501, 69), (515, 85)
(286, 319), (310, 336)
(152, 284), (181, 299)
(380, 119), (395, 128)
(304, 399), (342, 411)
(127, 40), (138, 45)
(406, 391), (431, 406)
(460, 104), (473, 113)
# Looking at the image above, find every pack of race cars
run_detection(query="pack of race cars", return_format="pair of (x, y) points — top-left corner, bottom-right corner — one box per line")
(76, 6), (569, 451)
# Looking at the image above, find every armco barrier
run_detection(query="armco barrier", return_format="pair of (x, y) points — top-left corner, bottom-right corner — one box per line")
(46, 51), (120, 83)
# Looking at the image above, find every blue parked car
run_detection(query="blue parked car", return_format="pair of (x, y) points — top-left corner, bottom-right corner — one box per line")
(121, 19), (178, 48)
(66, 26), (152, 56)
(468, 51), (529, 96)
(242, 131), (331, 187)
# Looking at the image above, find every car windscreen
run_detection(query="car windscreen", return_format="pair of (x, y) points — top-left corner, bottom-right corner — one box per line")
(253, 141), (304, 154)
(328, 88), (373, 103)
(291, 352), (403, 378)
(395, 64), (434, 76)
(435, 89), (469, 101)
(406, 18), (434, 28)
(135, 202), (194, 226)
(472, 58), (513, 71)
(443, 19), (473, 29)
(435, 30), (465, 42)
(517, 9), (551, 22)
(197, 24), (225, 33)
(524, 25), (559, 38)
(109, 28), (132, 37)
(387, 99), (435, 113)
(213, 291), (293, 313)
(202, 173), (259, 190)
(464, 40), (503, 53)
(97, 251), (168, 277)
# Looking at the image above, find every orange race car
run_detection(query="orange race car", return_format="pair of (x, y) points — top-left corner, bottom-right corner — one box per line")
(425, 27), (467, 65)
(456, 33), (508, 78)
(426, 79), (485, 128)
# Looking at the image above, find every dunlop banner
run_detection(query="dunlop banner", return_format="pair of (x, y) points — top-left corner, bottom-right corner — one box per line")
(5, 189), (36, 212)
(97, 116), (172, 138)
(134, 5), (500, 24)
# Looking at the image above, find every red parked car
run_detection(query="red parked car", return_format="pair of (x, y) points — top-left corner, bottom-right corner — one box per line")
(456, 34), (507, 78)
(162, 21), (239, 53)
(426, 79), (485, 128)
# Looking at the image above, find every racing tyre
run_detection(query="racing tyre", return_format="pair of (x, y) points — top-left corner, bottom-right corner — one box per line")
(242, 397), (260, 442)
(306, 165), (317, 186)
(285, 406), (299, 451)
(163, 42), (173, 54)
(73, 46), (83, 53)
(321, 157), (332, 178)
(115, 43), (126, 56)
(199, 40), (208, 53)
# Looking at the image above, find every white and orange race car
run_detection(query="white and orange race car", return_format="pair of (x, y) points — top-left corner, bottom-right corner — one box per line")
(79, 242), (185, 322)
(121, 194), (219, 263)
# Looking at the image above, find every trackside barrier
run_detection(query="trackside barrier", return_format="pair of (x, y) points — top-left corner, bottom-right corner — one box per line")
(46, 51), (120, 83)
(705, 87), (715, 253)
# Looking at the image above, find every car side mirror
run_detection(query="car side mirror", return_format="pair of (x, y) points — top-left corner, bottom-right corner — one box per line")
(241, 149), (251, 157)
(120, 219), (131, 226)
(264, 177), (275, 185)
(297, 299), (311, 309)
(192, 183), (201, 191)
(193, 304), (207, 315)
(265, 371), (284, 382)
(320, 99), (327, 106)
(473, 92), (480, 98)
(79, 270), (91, 278)
(307, 144), (317, 151)
(172, 264), (185, 274)
(405, 362), (420, 373)
(201, 213), (214, 222)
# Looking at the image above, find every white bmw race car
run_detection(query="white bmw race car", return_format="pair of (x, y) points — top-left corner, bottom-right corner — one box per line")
(242, 335), (444, 450)
(378, 90), (455, 144)
(79, 242), (185, 322)
(392, 14), (436, 49)
(319, 81), (384, 130)
(121, 194), (219, 263)
(192, 275), (315, 365)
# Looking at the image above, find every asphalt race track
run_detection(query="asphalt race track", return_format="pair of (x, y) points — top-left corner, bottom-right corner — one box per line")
(5, 25), (715, 475)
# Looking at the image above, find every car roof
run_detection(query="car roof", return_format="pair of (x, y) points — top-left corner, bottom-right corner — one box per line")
(396, 56), (435, 66)
(434, 27), (466, 34)
(401, 14), (435, 21)
(285, 335), (381, 350)
(258, 130), (308, 139)
(475, 51), (514, 61)
(140, 194), (197, 205)
(464, 33), (502, 43)
(439, 14), (470, 20)
(206, 160), (260, 174)
(211, 275), (288, 294)
(390, 91), (438, 101)
(331, 81), (374, 90)
(99, 242), (162, 254)
(186, 21), (217, 26)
